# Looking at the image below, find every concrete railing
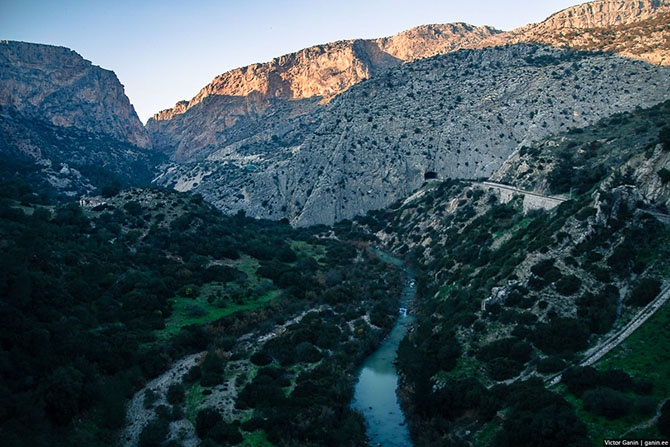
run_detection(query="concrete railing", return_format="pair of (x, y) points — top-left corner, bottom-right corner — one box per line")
(474, 181), (568, 213)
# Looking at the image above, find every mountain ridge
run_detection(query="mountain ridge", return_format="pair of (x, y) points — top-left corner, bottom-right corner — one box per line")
(0, 40), (150, 149)
(149, 23), (501, 123)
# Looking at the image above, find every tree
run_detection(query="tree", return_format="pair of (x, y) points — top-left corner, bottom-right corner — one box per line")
(43, 366), (84, 425)
(659, 401), (670, 436)
(101, 184), (120, 198)
(582, 387), (629, 420)
(167, 383), (185, 405)
(196, 408), (222, 439)
(139, 417), (169, 447)
(628, 277), (661, 306)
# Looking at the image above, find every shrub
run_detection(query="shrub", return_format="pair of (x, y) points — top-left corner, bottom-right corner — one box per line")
(138, 417), (169, 447)
(250, 352), (273, 366)
(185, 303), (207, 317)
(582, 387), (629, 420)
(658, 168), (670, 184)
(196, 408), (222, 438)
(183, 365), (201, 383)
(488, 358), (524, 381)
(555, 275), (581, 296)
(537, 356), (566, 374)
(532, 318), (589, 355)
(167, 383), (185, 405)
(628, 277), (661, 306)
(295, 342), (322, 363)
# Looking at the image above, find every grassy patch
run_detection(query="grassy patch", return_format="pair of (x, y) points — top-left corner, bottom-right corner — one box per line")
(290, 240), (326, 261)
(472, 417), (503, 447)
(557, 302), (670, 444)
(598, 301), (670, 401)
(445, 355), (485, 381)
(240, 430), (274, 447)
(233, 255), (261, 285)
(563, 391), (650, 446)
(157, 286), (280, 339)
(185, 381), (205, 423)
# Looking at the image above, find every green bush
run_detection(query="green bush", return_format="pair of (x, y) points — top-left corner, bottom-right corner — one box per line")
(139, 416), (169, 447)
(582, 387), (629, 420)
(555, 275), (581, 296)
(628, 277), (661, 306)
(658, 168), (670, 184)
(487, 358), (524, 381)
(250, 352), (273, 366)
(537, 356), (566, 374)
(533, 318), (589, 355)
(166, 383), (185, 405)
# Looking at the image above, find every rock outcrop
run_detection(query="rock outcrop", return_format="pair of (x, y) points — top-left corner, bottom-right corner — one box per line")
(0, 41), (161, 198)
(488, 0), (670, 65)
(0, 40), (150, 148)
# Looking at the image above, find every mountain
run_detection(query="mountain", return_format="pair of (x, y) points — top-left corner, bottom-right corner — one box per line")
(489, 0), (670, 65)
(339, 100), (670, 445)
(0, 41), (150, 148)
(147, 0), (670, 227)
(146, 23), (500, 161)
(0, 41), (161, 197)
(154, 44), (670, 226)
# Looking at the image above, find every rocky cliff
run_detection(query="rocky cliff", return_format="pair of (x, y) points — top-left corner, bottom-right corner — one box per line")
(0, 40), (150, 148)
(146, 23), (500, 161)
(488, 0), (670, 65)
(154, 44), (670, 226)
(0, 41), (161, 198)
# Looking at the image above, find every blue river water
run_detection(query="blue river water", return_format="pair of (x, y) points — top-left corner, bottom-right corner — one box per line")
(351, 256), (415, 447)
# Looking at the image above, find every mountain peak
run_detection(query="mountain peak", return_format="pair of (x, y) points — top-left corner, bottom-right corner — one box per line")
(537, 0), (670, 29)
(149, 22), (500, 124)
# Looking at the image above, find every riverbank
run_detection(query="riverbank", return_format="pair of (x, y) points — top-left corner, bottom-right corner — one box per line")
(352, 250), (416, 447)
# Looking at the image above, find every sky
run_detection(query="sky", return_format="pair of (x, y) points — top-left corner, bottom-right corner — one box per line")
(1, 0), (582, 122)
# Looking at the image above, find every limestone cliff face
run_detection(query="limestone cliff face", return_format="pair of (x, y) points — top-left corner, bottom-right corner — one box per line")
(148, 0), (670, 226)
(0, 40), (150, 148)
(148, 0), (670, 164)
(146, 24), (500, 161)
(154, 45), (670, 226)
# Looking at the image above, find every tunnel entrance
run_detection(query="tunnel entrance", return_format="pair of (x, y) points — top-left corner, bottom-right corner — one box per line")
(424, 171), (437, 180)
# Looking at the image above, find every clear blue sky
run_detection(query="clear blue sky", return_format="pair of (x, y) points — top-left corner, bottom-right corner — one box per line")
(1, 0), (581, 122)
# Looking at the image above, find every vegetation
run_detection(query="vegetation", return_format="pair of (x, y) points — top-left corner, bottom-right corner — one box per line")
(340, 101), (670, 446)
(0, 181), (402, 447)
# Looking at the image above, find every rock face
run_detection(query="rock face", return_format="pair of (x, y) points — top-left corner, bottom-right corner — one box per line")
(522, 0), (669, 29)
(0, 41), (161, 198)
(488, 0), (670, 65)
(154, 45), (670, 226)
(0, 40), (150, 148)
(146, 23), (500, 161)
(147, 0), (670, 225)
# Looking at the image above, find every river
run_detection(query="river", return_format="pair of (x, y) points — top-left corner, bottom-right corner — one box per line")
(351, 251), (415, 447)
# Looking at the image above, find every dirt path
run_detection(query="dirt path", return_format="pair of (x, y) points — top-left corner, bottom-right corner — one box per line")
(621, 398), (669, 437)
(121, 352), (204, 447)
(121, 305), (332, 447)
